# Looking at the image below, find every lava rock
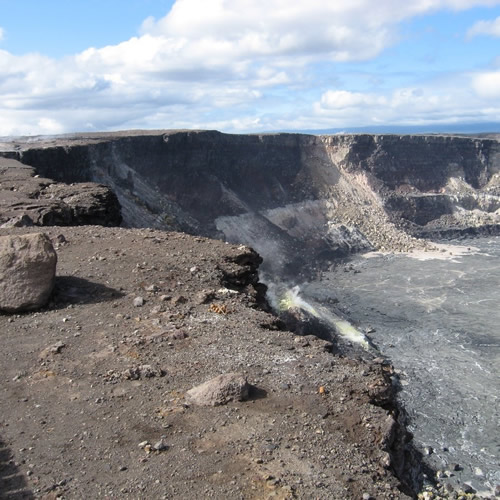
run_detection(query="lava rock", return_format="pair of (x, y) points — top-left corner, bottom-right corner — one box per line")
(186, 373), (250, 406)
(0, 232), (57, 313)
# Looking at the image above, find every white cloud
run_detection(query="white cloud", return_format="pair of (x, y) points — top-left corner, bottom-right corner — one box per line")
(467, 16), (500, 38)
(312, 78), (500, 128)
(0, 27), (4, 41)
(472, 71), (500, 97)
(1, 0), (500, 135)
(140, 0), (500, 65)
(320, 90), (388, 109)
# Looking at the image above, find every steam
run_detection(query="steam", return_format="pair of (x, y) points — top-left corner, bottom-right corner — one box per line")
(268, 282), (371, 350)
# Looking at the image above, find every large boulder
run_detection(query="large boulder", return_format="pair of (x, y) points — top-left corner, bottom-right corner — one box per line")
(0, 233), (57, 313)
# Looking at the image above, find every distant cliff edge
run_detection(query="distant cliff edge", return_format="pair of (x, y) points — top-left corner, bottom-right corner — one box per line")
(1, 130), (499, 275)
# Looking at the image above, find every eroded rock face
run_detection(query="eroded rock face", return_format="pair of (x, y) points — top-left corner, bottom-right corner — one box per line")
(0, 232), (57, 312)
(0, 158), (121, 227)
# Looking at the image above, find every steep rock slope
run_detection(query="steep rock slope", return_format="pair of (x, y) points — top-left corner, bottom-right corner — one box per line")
(1, 131), (499, 273)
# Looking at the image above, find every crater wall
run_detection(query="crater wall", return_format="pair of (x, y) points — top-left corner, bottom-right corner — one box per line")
(2, 130), (499, 274)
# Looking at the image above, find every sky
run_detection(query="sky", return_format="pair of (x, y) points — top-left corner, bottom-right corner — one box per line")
(0, 0), (499, 136)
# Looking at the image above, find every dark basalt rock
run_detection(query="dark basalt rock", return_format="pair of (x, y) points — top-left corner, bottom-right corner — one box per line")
(0, 158), (121, 227)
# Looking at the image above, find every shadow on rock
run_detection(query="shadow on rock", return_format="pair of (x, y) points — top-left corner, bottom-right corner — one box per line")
(0, 436), (34, 500)
(51, 276), (125, 308)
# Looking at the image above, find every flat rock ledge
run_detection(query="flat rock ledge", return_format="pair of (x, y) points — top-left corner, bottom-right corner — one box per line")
(0, 157), (121, 228)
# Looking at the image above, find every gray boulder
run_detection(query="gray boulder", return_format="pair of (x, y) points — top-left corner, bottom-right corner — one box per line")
(186, 373), (250, 406)
(0, 233), (57, 313)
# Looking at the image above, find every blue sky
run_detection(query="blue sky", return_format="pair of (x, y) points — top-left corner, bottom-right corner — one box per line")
(0, 0), (499, 135)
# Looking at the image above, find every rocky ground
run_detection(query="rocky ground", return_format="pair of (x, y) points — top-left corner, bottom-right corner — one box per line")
(1, 225), (419, 500)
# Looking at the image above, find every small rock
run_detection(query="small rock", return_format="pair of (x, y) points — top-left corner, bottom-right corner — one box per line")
(263, 443), (278, 452)
(362, 493), (374, 500)
(152, 438), (169, 452)
(172, 295), (187, 305)
(473, 467), (484, 477)
(55, 234), (67, 245)
(39, 341), (66, 359)
(194, 290), (215, 305)
(122, 365), (165, 380)
(133, 296), (145, 307)
(168, 330), (188, 341)
(462, 483), (475, 494)
(186, 373), (251, 407)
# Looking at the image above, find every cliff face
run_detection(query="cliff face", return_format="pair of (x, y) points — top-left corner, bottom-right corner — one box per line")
(2, 130), (499, 273)
(0, 157), (121, 228)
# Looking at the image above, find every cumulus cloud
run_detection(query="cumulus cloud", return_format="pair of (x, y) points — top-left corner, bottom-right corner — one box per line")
(1, 0), (500, 135)
(141, 0), (500, 64)
(312, 78), (499, 128)
(467, 16), (500, 38)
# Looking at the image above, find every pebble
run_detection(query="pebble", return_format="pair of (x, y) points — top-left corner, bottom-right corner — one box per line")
(462, 483), (475, 494)
(473, 467), (484, 477)
(152, 438), (169, 452)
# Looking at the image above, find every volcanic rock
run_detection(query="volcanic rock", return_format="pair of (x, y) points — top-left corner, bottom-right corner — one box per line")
(0, 158), (121, 227)
(0, 232), (57, 312)
(186, 372), (250, 406)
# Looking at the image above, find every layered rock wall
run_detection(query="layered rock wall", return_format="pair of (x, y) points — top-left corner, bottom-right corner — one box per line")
(0, 157), (121, 227)
(2, 131), (499, 272)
